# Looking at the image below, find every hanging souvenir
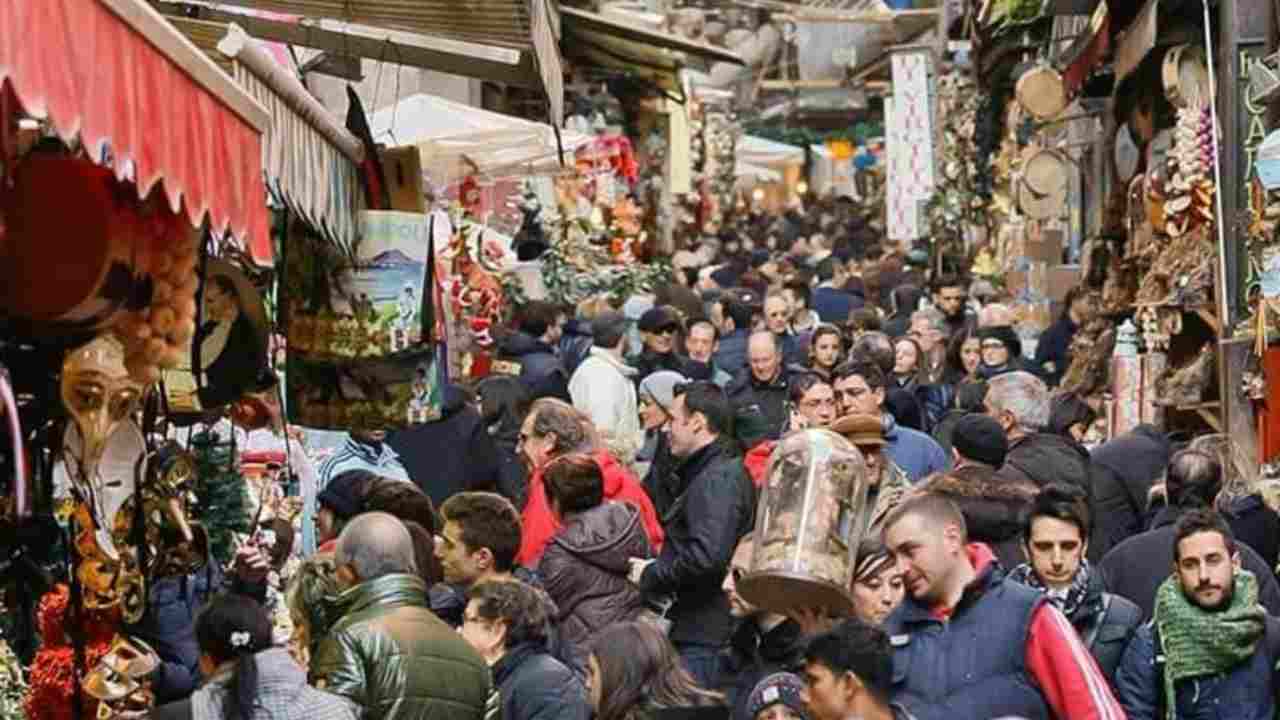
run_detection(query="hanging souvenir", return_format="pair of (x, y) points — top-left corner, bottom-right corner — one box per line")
(161, 258), (269, 415)
(140, 442), (208, 578)
(1017, 148), (1070, 220)
(1015, 59), (1069, 121)
(1162, 45), (1210, 109)
(82, 635), (159, 718)
(0, 152), (145, 331)
(738, 429), (871, 616)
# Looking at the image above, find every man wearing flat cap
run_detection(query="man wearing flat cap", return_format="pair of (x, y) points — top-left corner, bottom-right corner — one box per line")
(831, 413), (912, 536)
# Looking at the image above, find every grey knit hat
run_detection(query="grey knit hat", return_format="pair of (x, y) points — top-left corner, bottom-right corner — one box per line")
(638, 370), (688, 414)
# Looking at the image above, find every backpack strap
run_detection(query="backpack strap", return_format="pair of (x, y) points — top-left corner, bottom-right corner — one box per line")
(1082, 593), (1112, 649)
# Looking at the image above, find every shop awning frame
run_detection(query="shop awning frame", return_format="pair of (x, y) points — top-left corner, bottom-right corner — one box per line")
(0, 0), (274, 263)
(216, 23), (366, 248)
(185, 0), (564, 125)
(155, 2), (547, 90)
(560, 7), (746, 68)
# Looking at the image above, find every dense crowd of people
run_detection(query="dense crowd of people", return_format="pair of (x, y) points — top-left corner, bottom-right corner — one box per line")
(138, 203), (1280, 719)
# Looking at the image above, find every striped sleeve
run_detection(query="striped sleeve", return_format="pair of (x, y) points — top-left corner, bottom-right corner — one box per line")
(1025, 603), (1127, 720)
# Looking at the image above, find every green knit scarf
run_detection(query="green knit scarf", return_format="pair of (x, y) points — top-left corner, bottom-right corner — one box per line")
(1153, 570), (1265, 720)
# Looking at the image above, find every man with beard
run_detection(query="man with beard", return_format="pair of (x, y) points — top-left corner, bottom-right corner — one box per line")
(1099, 450), (1280, 618)
(1116, 509), (1280, 719)
(929, 274), (975, 339)
(1007, 484), (1142, 682)
(879, 493), (1125, 720)
(685, 316), (733, 386)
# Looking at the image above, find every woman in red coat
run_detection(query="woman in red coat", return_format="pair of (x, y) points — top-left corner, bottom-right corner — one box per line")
(516, 398), (663, 567)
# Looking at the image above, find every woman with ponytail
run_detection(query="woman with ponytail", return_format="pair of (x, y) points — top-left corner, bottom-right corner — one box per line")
(153, 593), (356, 720)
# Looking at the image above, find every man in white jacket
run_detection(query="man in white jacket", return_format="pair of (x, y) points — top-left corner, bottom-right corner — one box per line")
(569, 312), (641, 463)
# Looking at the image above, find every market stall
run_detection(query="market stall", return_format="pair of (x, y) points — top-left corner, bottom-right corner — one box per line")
(0, 1), (285, 716)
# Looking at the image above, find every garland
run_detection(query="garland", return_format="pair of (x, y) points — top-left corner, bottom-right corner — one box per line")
(191, 431), (253, 567)
(924, 72), (989, 263)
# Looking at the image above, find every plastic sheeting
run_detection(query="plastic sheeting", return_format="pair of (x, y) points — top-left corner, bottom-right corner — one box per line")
(368, 93), (590, 182)
(739, 135), (804, 169)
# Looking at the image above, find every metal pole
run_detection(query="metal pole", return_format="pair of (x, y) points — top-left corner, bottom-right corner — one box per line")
(1206, 0), (1232, 328)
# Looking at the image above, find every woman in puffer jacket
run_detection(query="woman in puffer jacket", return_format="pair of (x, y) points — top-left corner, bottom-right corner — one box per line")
(538, 454), (653, 672)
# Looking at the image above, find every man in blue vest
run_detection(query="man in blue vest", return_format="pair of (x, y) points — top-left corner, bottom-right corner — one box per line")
(880, 493), (1124, 720)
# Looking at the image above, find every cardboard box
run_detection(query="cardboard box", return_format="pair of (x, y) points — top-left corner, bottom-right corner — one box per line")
(1046, 264), (1081, 302)
(1005, 263), (1079, 302)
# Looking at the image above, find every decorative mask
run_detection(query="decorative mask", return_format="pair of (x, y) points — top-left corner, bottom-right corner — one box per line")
(140, 442), (209, 577)
(60, 335), (142, 485)
(59, 419), (145, 561)
(84, 635), (159, 719)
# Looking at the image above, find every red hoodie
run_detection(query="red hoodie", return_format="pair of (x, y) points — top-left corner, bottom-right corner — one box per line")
(930, 544), (1126, 720)
(517, 450), (664, 567)
(743, 440), (776, 488)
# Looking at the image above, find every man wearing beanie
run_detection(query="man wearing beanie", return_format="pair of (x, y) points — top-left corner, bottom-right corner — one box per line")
(918, 414), (1038, 571)
(746, 673), (809, 720)
(316, 470), (376, 553)
(637, 370), (687, 515)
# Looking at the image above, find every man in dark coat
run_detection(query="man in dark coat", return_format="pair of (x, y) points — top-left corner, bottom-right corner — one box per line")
(1088, 424), (1171, 561)
(557, 316), (594, 378)
(628, 305), (688, 382)
(921, 414), (1033, 572)
(1033, 286), (1093, 386)
(1006, 483), (1142, 685)
(389, 384), (501, 508)
(986, 372), (1092, 502)
(493, 300), (569, 402)
(629, 382), (756, 689)
(719, 535), (806, 720)
(1100, 450), (1280, 619)
(726, 332), (795, 448)
(462, 579), (590, 720)
(711, 292), (753, 377)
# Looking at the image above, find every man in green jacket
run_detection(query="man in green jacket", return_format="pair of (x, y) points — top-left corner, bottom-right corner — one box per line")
(311, 512), (491, 720)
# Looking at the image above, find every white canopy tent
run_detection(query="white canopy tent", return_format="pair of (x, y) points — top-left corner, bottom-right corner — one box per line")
(735, 160), (782, 184)
(738, 135), (805, 170)
(369, 93), (590, 182)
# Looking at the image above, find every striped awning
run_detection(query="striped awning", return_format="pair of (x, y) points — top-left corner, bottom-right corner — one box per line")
(200, 0), (563, 124)
(216, 24), (366, 248)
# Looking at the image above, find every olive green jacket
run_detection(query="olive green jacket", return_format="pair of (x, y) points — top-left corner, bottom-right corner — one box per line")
(310, 574), (491, 720)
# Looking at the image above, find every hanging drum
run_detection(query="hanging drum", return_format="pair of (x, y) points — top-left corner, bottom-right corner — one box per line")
(0, 152), (142, 330)
(737, 429), (871, 616)
(1018, 148), (1070, 220)
(1015, 60), (1069, 121)
(1163, 44), (1210, 109)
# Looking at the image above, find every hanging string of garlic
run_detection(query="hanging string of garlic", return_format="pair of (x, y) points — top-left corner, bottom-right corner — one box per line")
(1162, 103), (1216, 239)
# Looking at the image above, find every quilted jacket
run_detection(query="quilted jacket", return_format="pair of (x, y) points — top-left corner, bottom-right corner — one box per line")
(539, 502), (652, 664)
(310, 574), (491, 720)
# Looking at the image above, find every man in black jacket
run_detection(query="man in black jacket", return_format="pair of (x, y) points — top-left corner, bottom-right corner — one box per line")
(390, 384), (502, 508)
(1099, 450), (1280, 619)
(493, 300), (569, 402)
(720, 534), (806, 720)
(1088, 424), (1171, 561)
(628, 381), (757, 689)
(987, 371), (1093, 503)
(461, 579), (590, 720)
(726, 331), (794, 448)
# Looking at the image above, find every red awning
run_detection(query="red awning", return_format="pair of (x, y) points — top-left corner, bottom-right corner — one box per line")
(0, 0), (274, 264)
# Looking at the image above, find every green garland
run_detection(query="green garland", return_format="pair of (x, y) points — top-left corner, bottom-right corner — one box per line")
(539, 225), (673, 307)
(923, 73), (987, 263)
(0, 640), (25, 719)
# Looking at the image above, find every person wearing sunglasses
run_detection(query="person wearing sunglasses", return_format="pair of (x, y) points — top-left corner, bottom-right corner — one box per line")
(630, 305), (689, 382)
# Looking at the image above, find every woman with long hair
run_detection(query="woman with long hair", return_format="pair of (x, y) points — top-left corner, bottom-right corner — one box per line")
(942, 328), (982, 385)
(475, 375), (533, 510)
(806, 324), (844, 380)
(586, 622), (724, 720)
(891, 337), (927, 392)
(153, 594), (355, 720)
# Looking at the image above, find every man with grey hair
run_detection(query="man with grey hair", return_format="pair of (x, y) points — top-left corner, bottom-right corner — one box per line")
(312, 512), (491, 720)
(987, 371), (1092, 502)
(908, 307), (949, 383)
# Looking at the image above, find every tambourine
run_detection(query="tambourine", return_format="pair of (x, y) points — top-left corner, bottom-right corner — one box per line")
(1015, 60), (1069, 120)
(1018, 148), (1070, 220)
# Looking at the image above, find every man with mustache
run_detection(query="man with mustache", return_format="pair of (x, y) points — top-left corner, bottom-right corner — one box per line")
(1115, 509), (1280, 720)
(879, 493), (1125, 720)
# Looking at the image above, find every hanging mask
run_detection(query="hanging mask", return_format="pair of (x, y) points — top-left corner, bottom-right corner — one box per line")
(58, 419), (145, 561)
(84, 635), (159, 719)
(60, 334), (142, 484)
